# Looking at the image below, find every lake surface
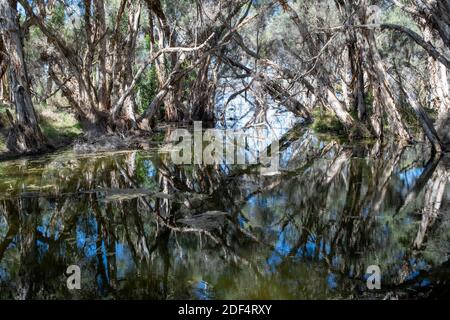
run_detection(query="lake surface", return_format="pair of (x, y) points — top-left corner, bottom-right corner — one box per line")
(0, 126), (449, 299)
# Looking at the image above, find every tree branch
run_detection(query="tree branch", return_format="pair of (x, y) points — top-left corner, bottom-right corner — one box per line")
(380, 23), (450, 69)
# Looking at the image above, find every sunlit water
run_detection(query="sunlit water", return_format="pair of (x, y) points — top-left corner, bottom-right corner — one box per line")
(0, 125), (449, 299)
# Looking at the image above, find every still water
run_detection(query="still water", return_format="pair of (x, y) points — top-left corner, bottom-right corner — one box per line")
(0, 126), (449, 299)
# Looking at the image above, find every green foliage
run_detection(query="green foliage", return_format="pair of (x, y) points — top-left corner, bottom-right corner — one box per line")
(382, 6), (420, 33)
(396, 99), (438, 135)
(0, 137), (5, 153)
(144, 34), (151, 51)
(181, 61), (197, 98)
(136, 65), (159, 115)
(0, 102), (8, 114)
(49, 3), (66, 29)
(311, 108), (345, 136)
(364, 90), (374, 110)
(0, 102), (11, 126)
(40, 122), (81, 140)
(0, 103), (9, 153)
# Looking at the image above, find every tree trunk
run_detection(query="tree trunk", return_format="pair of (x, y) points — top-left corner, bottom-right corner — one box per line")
(422, 25), (450, 114)
(437, 93), (450, 151)
(95, 0), (109, 112)
(145, 0), (185, 123)
(278, 1), (370, 137)
(400, 82), (443, 153)
(347, 17), (367, 121)
(114, 1), (141, 130)
(421, 24), (450, 151)
(364, 29), (411, 141)
(189, 54), (216, 122)
(413, 164), (449, 249)
(0, 37), (8, 102)
(0, 0), (46, 153)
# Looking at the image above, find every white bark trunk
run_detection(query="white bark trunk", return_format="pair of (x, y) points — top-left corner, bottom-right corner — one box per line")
(0, 0), (45, 153)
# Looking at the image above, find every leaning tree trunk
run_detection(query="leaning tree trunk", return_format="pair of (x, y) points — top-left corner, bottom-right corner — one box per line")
(413, 163), (449, 249)
(428, 55), (449, 149)
(422, 25), (450, 151)
(0, 0), (45, 153)
(420, 0), (450, 51)
(363, 26), (411, 141)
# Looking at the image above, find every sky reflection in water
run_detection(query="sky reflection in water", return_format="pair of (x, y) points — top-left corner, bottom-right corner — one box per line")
(0, 126), (449, 299)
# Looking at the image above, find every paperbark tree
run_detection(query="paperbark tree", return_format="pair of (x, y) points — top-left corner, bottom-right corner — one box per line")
(0, 37), (7, 100)
(0, 0), (46, 153)
(144, 0), (184, 123)
(280, 2), (360, 130)
(19, 0), (143, 134)
(390, 0), (450, 151)
(422, 26), (450, 151)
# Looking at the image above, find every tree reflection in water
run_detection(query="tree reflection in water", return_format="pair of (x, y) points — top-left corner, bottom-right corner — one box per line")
(0, 127), (448, 299)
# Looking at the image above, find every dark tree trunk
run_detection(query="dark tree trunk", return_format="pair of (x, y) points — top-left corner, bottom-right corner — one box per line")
(0, 37), (8, 96)
(348, 40), (366, 121)
(189, 51), (217, 123)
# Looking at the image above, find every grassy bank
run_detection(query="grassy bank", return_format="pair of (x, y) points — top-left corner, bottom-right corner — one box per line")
(0, 104), (9, 153)
(37, 104), (82, 143)
(0, 102), (82, 154)
(311, 108), (346, 136)
(0, 135), (5, 153)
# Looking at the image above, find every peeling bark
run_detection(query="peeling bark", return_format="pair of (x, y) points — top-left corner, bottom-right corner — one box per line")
(0, 0), (46, 153)
(353, 19), (410, 140)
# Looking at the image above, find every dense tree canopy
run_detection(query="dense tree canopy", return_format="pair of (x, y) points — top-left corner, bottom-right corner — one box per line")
(0, 0), (448, 154)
